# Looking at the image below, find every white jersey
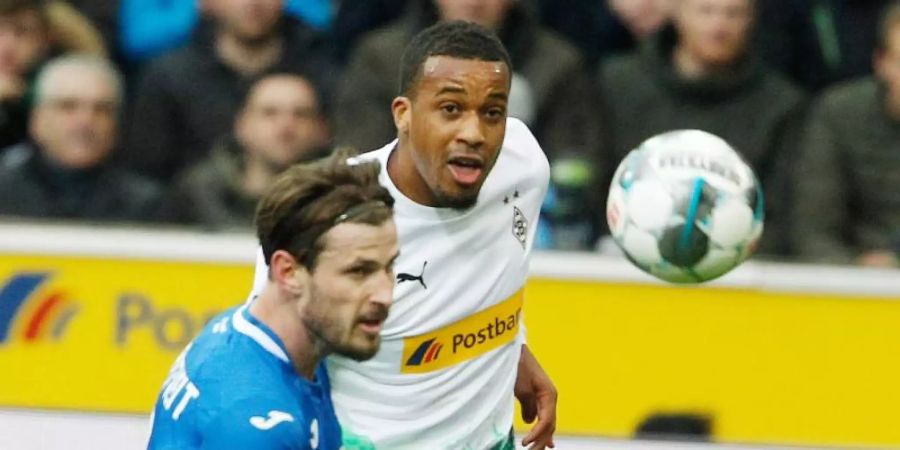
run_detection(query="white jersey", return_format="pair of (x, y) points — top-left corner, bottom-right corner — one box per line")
(251, 118), (549, 449)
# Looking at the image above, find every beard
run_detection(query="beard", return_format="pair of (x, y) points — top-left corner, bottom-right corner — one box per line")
(434, 188), (478, 210)
(302, 284), (387, 362)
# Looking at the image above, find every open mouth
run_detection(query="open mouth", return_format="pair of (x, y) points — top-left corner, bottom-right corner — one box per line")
(447, 156), (484, 186)
(357, 311), (387, 334)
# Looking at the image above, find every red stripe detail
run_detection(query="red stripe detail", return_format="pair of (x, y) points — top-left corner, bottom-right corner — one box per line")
(424, 342), (439, 362)
(23, 292), (65, 341)
(433, 343), (443, 361)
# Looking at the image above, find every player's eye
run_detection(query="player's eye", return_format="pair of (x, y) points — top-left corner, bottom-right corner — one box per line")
(346, 265), (372, 277)
(440, 103), (461, 115)
(485, 107), (505, 120)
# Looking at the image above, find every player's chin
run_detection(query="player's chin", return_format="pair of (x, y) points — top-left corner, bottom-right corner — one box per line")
(335, 338), (381, 362)
(435, 186), (479, 210)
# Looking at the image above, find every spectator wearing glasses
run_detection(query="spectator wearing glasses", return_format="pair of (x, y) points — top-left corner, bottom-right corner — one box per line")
(0, 55), (162, 222)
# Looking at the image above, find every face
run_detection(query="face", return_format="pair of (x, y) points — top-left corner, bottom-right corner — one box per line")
(875, 22), (900, 114)
(301, 220), (399, 361)
(0, 9), (48, 76)
(30, 66), (118, 169)
(208, 0), (283, 43)
(608, 0), (673, 38)
(434, 0), (513, 30)
(392, 56), (510, 209)
(674, 0), (753, 67)
(237, 76), (328, 169)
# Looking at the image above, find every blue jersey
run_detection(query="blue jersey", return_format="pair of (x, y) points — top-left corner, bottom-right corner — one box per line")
(147, 304), (342, 450)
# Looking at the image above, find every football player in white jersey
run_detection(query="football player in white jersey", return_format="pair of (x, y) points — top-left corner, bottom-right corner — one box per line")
(252, 20), (557, 450)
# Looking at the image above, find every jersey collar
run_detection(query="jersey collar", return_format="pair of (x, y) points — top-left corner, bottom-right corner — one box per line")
(232, 303), (291, 365)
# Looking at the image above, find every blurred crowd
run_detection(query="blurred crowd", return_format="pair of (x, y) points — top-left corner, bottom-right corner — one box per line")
(0, 0), (896, 268)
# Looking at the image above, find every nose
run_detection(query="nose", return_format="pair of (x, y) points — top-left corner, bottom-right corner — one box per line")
(456, 112), (485, 149)
(369, 271), (394, 309)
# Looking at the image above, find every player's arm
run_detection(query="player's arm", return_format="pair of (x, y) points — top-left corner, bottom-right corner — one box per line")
(516, 345), (557, 450)
(199, 406), (312, 450)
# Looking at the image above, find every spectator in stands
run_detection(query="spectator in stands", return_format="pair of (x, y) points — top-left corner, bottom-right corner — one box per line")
(331, 0), (405, 63)
(0, 0), (105, 150)
(597, 0), (805, 255)
(537, 0), (673, 67)
(117, 0), (336, 63)
(65, 0), (116, 53)
(165, 73), (329, 230)
(125, 0), (334, 182)
(755, 0), (888, 93)
(792, 1), (900, 268)
(0, 55), (162, 222)
(335, 0), (602, 165)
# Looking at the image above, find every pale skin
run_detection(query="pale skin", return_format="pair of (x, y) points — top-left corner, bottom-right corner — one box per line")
(236, 75), (329, 197)
(390, 55), (558, 449)
(208, 0), (285, 76)
(0, 9), (49, 100)
(29, 62), (119, 170)
(251, 221), (399, 379)
(672, 0), (753, 79)
(608, 0), (673, 39)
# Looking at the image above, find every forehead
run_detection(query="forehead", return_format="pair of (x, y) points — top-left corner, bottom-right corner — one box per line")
(247, 77), (317, 107)
(416, 56), (510, 95)
(41, 66), (117, 100)
(680, 0), (751, 10)
(316, 220), (398, 264)
(247, 77), (318, 108)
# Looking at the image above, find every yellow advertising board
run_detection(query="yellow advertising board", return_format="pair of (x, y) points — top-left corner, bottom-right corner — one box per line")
(0, 255), (250, 413)
(1, 249), (899, 448)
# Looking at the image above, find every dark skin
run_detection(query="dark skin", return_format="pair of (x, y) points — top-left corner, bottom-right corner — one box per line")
(389, 55), (558, 449)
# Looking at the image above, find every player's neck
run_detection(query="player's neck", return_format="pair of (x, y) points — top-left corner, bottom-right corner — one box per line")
(388, 139), (439, 206)
(250, 286), (324, 380)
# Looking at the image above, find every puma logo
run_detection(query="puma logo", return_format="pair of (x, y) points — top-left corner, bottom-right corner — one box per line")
(249, 410), (294, 430)
(397, 261), (427, 289)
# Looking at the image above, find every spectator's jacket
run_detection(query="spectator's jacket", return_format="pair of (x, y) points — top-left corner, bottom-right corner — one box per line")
(0, 142), (163, 223)
(124, 18), (335, 182)
(164, 138), (258, 231)
(164, 137), (331, 230)
(793, 77), (900, 262)
(597, 25), (806, 256)
(0, 99), (27, 151)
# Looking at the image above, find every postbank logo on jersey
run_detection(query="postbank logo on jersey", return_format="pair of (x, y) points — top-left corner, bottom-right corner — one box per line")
(401, 288), (523, 374)
(0, 273), (79, 345)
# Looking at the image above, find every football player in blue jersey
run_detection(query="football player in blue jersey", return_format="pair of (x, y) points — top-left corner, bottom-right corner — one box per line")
(147, 150), (398, 450)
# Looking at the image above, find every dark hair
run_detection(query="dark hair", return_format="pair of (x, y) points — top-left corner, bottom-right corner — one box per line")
(256, 148), (394, 270)
(240, 72), (322, 115)
(877, 1), (900, 51)
(0, 0), (46, 22)
(398, 20), (512, 96)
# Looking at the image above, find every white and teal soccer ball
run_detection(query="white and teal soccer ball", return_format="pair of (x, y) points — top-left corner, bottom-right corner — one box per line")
(606, 130), (764, 283)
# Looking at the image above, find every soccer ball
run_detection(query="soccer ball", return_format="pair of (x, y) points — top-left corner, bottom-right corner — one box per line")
(606, 130), (764, 283)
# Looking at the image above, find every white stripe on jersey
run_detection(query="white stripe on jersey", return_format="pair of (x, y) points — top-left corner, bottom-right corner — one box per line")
(232, 305), (290, 364)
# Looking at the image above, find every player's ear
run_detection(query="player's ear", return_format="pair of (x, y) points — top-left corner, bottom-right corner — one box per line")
(270, 250), (309, 293)
(391, 96), (411, 136)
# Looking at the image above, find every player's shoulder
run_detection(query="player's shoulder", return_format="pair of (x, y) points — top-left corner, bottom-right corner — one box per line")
(498, 117), (550, 183)
(200, 396), (314, 450)
(185, 309), (285, 391)
(348, 141), (394, 163)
